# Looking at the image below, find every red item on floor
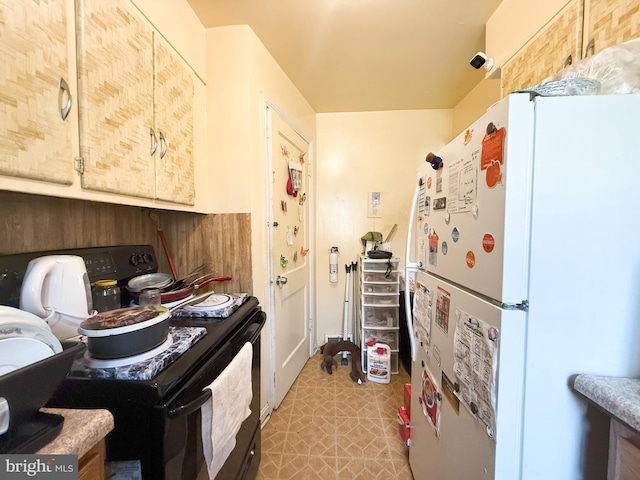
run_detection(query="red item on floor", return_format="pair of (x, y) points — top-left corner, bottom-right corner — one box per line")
(404, 383), (412, 418)
(397, 406), (410, 445)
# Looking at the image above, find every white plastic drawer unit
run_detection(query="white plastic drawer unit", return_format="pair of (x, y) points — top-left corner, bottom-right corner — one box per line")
(362, 294), (398, 306)
(363, 329), (399, 350)
(362, 282), (399, 294)
(363, 305), (398, 327)
(361, 258), (400, 271)
(362, 271), (399, 283)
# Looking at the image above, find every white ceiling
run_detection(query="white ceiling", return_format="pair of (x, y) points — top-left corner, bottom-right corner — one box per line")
(186, 0), (503, 113)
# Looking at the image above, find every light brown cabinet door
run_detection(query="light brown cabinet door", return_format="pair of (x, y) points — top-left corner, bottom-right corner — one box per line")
(153, 36), (195, 206)
(583, 0), (640, 56)
(0, 0), (74, 185)
(76, 0), (155, 199)
(501, 0), (584, 95)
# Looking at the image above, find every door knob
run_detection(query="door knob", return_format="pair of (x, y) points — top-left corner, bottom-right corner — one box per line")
(275, 275), (288, 285)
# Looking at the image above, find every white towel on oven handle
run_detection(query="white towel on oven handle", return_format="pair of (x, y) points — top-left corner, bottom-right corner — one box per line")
(201, 341), (253, 479)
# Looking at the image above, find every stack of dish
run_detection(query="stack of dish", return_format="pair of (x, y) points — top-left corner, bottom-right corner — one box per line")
(0, 306), (63, 377)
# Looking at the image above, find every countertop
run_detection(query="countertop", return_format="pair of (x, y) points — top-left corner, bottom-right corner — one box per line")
(573, 375), (640, 433)
(36, 408), (114, 458)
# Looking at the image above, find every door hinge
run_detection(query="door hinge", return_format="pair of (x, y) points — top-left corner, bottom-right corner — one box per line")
(503, 300), (529, 311)
(74, 156), (85, 174)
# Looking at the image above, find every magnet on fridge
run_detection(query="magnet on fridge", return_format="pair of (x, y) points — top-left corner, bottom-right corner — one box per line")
(281, 200), (287, 212)
(451, 227), (460, 243)
(426, 152), (443, 170)
(442, 241), (448, 255)
(466, 251), (476, 268)
(280, 255), (288, 268)
(464, 128), (473, 145)
(294, 226), (299, 236)
(286, 229), (293, 246)
(445, 212), (451, 224)
(300, 247), (309, 257)
(293, 251), (298, 262)
(482, 233), (495, 253)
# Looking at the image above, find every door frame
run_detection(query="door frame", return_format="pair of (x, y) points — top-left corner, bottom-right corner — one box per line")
(261, 95), (316, 411)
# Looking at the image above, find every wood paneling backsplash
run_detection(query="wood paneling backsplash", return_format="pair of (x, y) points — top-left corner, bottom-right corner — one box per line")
(0, 191), (252, 294)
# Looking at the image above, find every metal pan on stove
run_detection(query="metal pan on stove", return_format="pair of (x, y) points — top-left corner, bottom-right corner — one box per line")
(130, 274), (232, 304)
(126, 272), (173, 293)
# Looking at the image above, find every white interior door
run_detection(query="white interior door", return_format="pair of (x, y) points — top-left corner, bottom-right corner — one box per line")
(267, 106), (311, 408)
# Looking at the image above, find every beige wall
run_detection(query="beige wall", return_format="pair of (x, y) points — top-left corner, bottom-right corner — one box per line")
(315, 110), (452, 342)
(486, 0), (572, 68)
(452, 78), (502, 137)
(206, 25), (316, 303)
(205, 25), (316, 413)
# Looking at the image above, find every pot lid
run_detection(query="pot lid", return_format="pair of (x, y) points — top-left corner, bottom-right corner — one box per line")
(78, 306), (170, 337)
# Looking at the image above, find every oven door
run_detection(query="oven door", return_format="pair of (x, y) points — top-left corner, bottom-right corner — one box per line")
(161, 311), (264, 480)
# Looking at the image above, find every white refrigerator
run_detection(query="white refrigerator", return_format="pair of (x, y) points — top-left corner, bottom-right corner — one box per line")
(404, 92), (640, 480)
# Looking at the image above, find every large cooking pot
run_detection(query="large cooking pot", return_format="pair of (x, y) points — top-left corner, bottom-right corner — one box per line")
(78, 293), (212, 359)
(129, 274), (232, 304)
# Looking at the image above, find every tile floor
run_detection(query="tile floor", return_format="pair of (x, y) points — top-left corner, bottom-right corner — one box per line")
(257, 351), (414, 480)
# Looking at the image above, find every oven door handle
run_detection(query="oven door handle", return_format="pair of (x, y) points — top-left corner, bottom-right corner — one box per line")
(167, 389), (212, 418)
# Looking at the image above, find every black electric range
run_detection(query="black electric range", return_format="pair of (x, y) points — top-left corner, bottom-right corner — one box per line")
(0, 245), (264, 480)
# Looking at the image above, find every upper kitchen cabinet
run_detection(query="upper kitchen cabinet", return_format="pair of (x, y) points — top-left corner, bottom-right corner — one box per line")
(76, 0), (195, 205)
(583, 0), (640, 56)
(0, 0), (75, 185)
(500, 0), (640, 96)
(501, 0), (584, 95)
(153, 36), (195, 205)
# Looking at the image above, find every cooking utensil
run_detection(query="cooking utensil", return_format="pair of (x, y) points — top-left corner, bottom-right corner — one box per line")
(157, 225), (179, 279)
(168, 263), (207, 291)
(78, 293), (214, 359)
(130, 274), (232, 304)
(126, 272), (173, 293)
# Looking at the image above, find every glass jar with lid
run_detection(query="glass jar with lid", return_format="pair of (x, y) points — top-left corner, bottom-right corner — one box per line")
(92, 279), (121, 313)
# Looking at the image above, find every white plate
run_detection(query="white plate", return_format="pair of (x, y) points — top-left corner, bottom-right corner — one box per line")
(0, 337), (55, 377)
(0, 322), (63, 354)
(183, 294), (233, 311)
(0, 305), (52, 331)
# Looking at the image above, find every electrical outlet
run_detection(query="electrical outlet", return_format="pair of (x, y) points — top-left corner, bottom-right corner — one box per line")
(367, 191), (383, 218)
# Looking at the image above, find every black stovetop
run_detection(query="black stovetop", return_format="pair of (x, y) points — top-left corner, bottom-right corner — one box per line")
(47, 296), (260, 408)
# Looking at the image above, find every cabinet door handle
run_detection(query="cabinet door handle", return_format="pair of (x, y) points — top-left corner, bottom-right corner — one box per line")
(150, 127), (158, 156)
(584, 38), (595, 58)
(564, 54), (573, 68)
(158, 131), (168, 159)
(58, 77), (72, 121)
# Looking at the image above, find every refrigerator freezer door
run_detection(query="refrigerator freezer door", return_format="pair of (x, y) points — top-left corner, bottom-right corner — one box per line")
(415, 93), (534, 304)
(409, 271), (526, 480)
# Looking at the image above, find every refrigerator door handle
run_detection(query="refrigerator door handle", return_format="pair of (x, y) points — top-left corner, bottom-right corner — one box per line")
(404, 179), (420, 362)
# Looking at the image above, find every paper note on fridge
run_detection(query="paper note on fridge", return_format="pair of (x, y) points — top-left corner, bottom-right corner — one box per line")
(453, 310), (499, 439)
(412, 282), (433, 351)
